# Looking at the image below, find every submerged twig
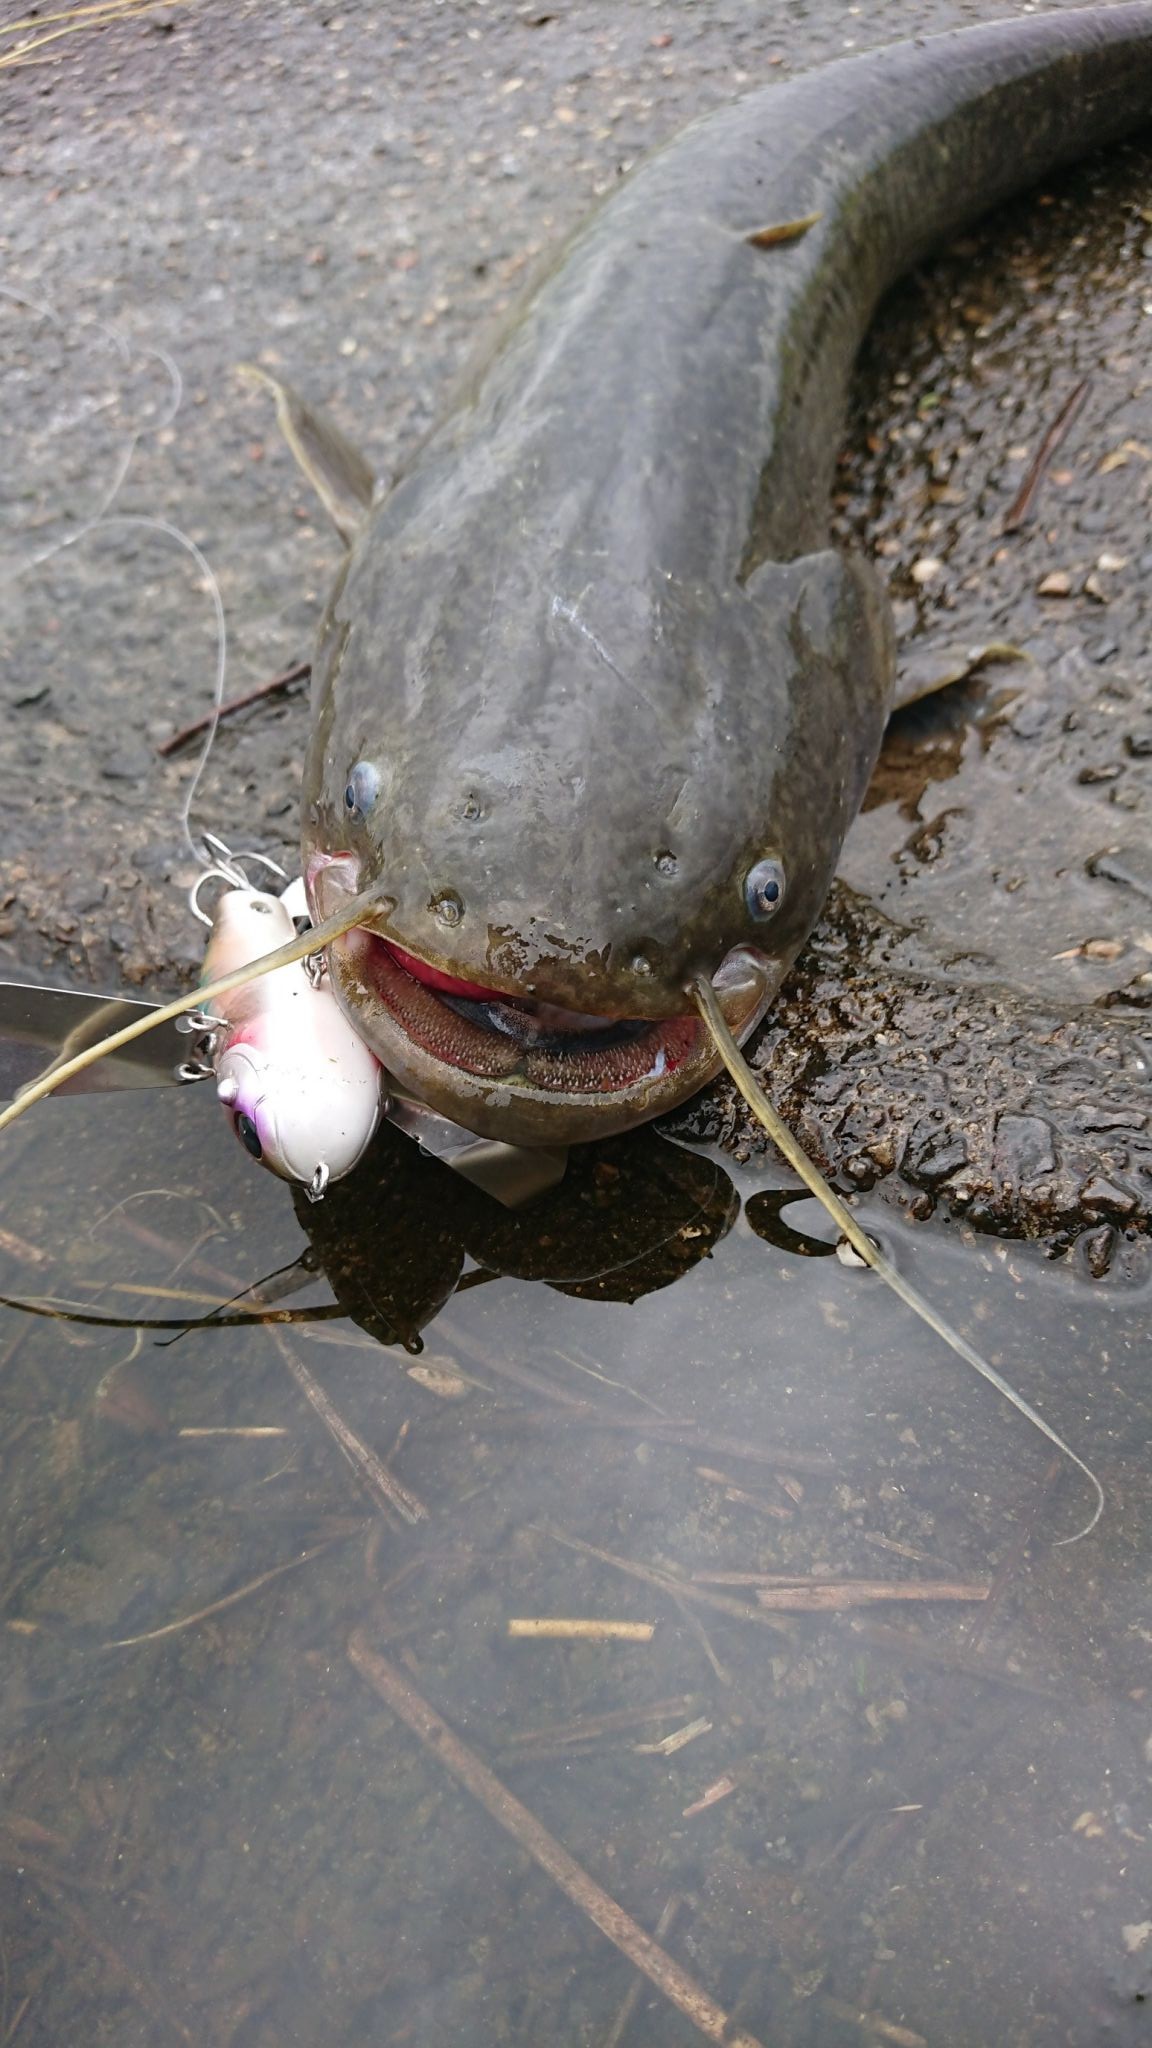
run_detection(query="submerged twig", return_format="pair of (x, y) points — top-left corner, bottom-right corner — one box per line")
(634, 1717), (712, 1758)
(509, 1696), (700, 1751)
(695, 1466), (791, 1521)
(510, 1409), (835, 1474)
(668, 1589), (732, 1686)
(0, 1992), (31, 2046)
(0, 1227), (50, 1269)
(821, 1996), (927, 2048)
(964, 1455), (1061, 1651)
(348, 1634), (767, 2048)
(507, 1618), (655, 1642)
(177, 1425), (287, 1440)
(682, 1775), (736, 1820)
(107, 1539), (339, 1648)
(268, 1328), (428, 1525)
(26, 1880), (196, 2045)
(602, 1895), (684, 2048)
(755, 1579), (988, 1611)
(91, 1216), (428, 1523)
(538, 1527), (792, 1636)
(848, 1617), (1060, 1698)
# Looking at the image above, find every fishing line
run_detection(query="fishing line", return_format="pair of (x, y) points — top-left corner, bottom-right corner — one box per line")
(691, 974), (1104, 1544)
(90, 512), (229, 864)
(0, 888), (383, 1142)
(2, 289), (225, 861)
(0, 284), (183, 573)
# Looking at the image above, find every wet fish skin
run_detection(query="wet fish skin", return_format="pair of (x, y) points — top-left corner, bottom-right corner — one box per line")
(301, 6), (1152, 1139)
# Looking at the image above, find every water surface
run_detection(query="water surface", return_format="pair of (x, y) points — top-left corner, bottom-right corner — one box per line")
(2, 1083), (1150, 2047)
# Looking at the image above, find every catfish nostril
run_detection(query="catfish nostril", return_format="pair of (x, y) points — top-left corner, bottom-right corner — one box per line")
(432, 889), (464, 928)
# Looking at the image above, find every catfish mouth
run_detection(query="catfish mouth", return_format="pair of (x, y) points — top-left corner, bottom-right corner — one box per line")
(352, 932), (704, 1092)
(307, 855), (773, 1145)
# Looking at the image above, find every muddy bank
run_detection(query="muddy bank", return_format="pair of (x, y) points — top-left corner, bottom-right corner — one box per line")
(668, 886), (1152, 1269)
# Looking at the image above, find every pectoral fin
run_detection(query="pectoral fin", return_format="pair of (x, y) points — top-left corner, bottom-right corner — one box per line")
(238, 364), (375, 543)
(743, 546), (894, 705)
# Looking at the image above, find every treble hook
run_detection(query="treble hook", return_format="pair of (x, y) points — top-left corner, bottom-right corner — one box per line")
(188, 836), (290, 925)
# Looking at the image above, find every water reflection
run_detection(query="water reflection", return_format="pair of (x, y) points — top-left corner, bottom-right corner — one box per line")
(293, 1122), (739, 1349)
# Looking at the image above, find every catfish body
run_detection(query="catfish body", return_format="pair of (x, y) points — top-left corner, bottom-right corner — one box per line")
(300, 8), (1152, 1146)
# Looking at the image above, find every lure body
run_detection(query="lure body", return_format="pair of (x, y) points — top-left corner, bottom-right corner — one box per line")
(202, 883), (383, 1194)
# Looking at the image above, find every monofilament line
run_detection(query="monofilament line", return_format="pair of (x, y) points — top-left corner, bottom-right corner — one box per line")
(691, 974), (1103, 1544)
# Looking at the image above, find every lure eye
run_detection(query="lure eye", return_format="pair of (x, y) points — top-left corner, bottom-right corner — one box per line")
(234, 1112), (264, 1160)
(343, 760), (380, 821)
(745, 856), (786, 922)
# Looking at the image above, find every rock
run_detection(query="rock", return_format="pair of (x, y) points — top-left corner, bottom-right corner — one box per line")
(1080, 1224), (1116, 1278)
(906, 1126), (968, 1184)
(1078, 1175), (1137, 1218)
(1088, 845), (1152, 900)
(993, 1113), (1056, 1187)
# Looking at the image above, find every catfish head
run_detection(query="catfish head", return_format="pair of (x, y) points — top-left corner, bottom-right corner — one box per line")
(252, 367), (890, 1146)
(299, 466), (888, 1145)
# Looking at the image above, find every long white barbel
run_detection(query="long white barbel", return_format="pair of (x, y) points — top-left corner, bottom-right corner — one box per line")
(691, 973), (1103, 1544)
(0, 890), (382, 1140)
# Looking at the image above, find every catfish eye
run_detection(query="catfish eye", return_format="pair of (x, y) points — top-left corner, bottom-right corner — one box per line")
(234, 1112), (263, 1160)
(745, 856), (786, 922)
(343, 761), (380, 821)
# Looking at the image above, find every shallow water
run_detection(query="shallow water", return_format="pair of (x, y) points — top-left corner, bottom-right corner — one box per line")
(2, 1083), (1151, 2048)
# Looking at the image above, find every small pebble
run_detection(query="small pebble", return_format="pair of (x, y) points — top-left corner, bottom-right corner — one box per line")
(1080, 1224), (1116, 1280)
(1037, 570), (1072, 596)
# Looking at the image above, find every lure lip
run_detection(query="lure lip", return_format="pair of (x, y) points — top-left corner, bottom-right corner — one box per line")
(306, 851), (776, 1145)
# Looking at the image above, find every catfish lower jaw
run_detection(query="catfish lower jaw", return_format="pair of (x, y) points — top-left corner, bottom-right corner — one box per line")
(327, 924), (773, 1147)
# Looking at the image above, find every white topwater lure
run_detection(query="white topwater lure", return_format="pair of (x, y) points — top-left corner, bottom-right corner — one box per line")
(185, 850), (384, 1201)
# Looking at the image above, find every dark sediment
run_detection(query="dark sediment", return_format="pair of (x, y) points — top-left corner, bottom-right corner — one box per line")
(667, 887), (1152, 1269)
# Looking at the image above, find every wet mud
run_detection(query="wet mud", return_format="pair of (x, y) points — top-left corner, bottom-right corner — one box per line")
(670, 884), (1152, 1267)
